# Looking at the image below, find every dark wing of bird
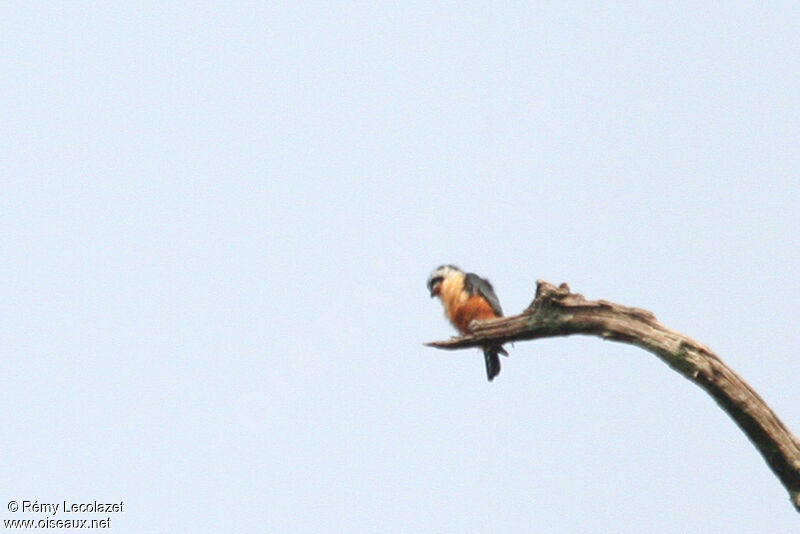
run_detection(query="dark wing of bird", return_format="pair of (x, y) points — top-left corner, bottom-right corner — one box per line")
(464, 272), (503, 317)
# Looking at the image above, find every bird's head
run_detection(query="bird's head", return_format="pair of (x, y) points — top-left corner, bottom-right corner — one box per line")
(427, 264), (462, 298)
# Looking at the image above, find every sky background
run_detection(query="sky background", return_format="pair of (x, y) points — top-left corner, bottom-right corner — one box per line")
(2, 2), (799, 533)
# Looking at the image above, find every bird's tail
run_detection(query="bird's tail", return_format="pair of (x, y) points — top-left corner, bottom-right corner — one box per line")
(483, 345), (508, 382)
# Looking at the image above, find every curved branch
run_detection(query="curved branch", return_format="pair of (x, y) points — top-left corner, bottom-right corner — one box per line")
(426, 280), (800, 511)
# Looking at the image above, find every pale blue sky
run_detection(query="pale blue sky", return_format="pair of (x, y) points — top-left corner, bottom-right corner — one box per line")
(2, 3), (799, 532)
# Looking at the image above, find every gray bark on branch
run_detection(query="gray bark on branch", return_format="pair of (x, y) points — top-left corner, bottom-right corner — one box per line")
(426, 280), (800, 511)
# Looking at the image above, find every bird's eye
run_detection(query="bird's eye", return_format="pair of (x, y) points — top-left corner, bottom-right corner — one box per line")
(428, 276), (443, 289)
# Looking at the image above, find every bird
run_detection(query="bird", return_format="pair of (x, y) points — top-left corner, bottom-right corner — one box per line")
(427, 265), (508, 381)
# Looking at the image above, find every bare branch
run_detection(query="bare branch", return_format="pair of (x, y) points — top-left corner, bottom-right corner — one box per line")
(426, 280), (800, 511)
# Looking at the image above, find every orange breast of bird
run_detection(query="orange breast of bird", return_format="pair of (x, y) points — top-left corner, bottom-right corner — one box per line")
(450, 295), (498, 334)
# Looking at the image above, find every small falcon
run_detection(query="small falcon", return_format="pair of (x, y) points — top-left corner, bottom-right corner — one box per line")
(427, 265), (508, 381)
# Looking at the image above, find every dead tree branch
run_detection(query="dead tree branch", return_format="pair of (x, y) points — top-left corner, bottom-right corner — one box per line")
(426, 280), (800, 511)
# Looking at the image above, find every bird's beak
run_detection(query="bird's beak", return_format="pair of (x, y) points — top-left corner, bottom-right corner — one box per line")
(429, 283), (440, 298)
